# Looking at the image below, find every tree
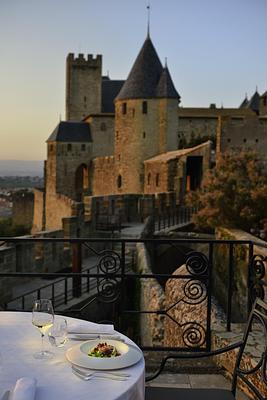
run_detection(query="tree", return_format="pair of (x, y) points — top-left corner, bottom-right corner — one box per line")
(187, 151), (267, 231)
(0, 217), (30, 237)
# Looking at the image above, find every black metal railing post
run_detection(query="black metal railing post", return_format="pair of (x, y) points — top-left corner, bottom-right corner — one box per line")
(119, 241), (126, 331)
(72, 242), (82, 298)
(52, 283), (55, 305)
(227, 243), (234, 331)
(87, 269), (90, 293)
(206, 242), (214, 351)
(247, 242), (254, 314)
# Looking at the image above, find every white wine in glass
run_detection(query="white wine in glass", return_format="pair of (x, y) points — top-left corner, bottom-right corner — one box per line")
(32, 299), (54, 359)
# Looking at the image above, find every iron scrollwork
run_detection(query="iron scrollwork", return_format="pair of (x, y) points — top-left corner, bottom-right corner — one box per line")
(182, 321), (206, 348)
(185, 251), (209, 276)
(82, 242), (122, 303)
(183, 279), (207, 305)
(97, 250), (122, 303)
(163, 250), (210, 350)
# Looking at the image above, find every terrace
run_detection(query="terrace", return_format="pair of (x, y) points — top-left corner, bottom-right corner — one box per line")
(0, 227), (266, 399)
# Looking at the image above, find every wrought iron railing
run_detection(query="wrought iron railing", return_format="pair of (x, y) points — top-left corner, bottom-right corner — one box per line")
(0, 237), (266, 355)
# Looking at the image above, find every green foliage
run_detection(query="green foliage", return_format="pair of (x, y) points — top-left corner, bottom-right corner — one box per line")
(187, 151), (267, 231)
(0, 217), (29, 237)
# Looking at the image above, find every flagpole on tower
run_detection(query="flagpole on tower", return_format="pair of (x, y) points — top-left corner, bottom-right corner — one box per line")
(147, 1), (150, 38)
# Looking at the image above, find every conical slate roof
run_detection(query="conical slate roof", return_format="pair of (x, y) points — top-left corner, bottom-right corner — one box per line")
(247, 91), (260, 113)
(239, 96), (248, 108)
(116, 37), (164, 100)
(47, 121), (92, 142)
(156, 67), (180, 100)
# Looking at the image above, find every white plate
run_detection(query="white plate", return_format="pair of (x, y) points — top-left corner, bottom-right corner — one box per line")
(66, 339), (143, 370)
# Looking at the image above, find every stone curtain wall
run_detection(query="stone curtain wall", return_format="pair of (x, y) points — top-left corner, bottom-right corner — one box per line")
(217, 115), (267, 154)
(215, 227), (267, 322)
(45, 192), (75, 231)
(178, 116), (217, 144)
(136, 242), (165, 346)
(177, 107), (253, 147)
(12, 190), (34, 229)
(0, 229), (65, 304)
(32, 188), (44, 233)
(92, 156), (115, 196)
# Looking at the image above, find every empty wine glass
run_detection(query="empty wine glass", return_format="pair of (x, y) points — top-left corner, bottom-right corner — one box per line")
(32, 299), (54, 359)
(48, 317), (68, 348)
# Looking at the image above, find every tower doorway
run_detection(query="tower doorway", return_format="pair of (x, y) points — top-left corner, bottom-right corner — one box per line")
(186, 156), (203, 191)
(75, 164), (89, 201)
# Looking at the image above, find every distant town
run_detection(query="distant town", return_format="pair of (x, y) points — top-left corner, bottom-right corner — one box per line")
(0, 160), (43, 219)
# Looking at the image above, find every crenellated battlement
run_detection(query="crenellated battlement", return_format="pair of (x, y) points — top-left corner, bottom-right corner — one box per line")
(66, 51), (102, 120)
(67, 53), (102, 67)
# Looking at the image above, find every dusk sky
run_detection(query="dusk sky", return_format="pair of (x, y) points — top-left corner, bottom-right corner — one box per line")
(0, 0), (266, 160)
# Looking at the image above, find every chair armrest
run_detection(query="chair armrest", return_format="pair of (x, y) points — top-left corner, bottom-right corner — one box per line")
(145, 340), (243, 382)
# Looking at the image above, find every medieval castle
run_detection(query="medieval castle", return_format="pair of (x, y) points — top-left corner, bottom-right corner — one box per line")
(30, 34), (267, 234)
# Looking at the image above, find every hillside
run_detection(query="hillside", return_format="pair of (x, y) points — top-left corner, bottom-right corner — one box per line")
(0, 160), (43, 177)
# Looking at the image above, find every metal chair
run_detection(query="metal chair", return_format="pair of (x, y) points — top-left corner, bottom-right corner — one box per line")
(146, 298), (267, 400)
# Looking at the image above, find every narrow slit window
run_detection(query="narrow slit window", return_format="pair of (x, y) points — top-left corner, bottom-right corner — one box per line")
(117, 175), (122, 188)
(142, 101), (148, 114)
(122, 103), (127, 115)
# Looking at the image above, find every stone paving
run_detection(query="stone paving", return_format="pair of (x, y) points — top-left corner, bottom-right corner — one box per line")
(146, 373), (249, 399)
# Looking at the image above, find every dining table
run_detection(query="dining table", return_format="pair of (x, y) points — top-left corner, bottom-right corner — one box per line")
(0, 312), (145, 400)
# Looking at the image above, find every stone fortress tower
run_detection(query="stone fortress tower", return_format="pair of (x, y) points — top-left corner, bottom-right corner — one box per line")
(31, 33), (267, 233)
(66, 53), (102, 120)
(114, 34), (180, 194)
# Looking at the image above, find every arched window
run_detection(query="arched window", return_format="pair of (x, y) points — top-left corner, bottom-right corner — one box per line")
(49, 144), (53, 152)
(143, 131), (146, 138)
(67, 144), (72, 152)
(117, 175), (122, 188)
(147, 173), (151, 185)
(156, 173), (160, 187)
(81, 144), (86, 151)
(100, 122), (106, 131)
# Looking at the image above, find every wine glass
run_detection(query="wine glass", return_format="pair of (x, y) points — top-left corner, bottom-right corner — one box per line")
(32, 299), (54, 359)
(48, 317), (68, 348)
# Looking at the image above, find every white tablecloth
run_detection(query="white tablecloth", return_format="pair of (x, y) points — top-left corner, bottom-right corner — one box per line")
(0, 312), (145, 400)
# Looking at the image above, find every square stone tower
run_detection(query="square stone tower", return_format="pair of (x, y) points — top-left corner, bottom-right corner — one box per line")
(66, 53), (102, 121)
